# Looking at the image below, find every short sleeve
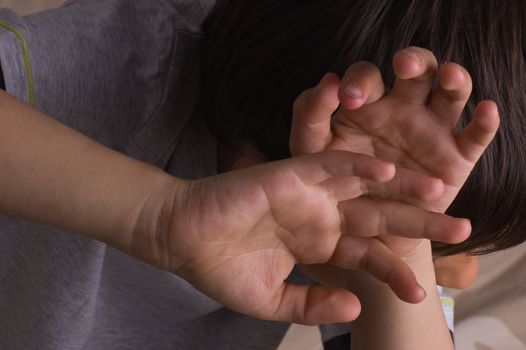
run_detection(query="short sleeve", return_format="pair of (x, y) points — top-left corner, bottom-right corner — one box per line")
(0, 0), (197, 154)
(0, 8), (34, 104)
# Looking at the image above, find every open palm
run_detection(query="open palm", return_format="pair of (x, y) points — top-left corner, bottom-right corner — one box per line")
(291, 47), (500, 258)
(132, 150), (459, 323)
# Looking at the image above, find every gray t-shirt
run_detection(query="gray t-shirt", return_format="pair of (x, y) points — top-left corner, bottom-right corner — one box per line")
(0, 1), (293, 349)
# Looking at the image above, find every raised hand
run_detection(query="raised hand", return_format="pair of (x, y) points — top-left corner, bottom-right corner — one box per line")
(290, 46), (499, 257)
(291, 46), (499, 211)
(129, 150), (469, 325)
(285, 46), (493, 350)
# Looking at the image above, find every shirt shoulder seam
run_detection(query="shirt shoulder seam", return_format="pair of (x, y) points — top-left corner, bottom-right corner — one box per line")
(0, 20), (35, 106)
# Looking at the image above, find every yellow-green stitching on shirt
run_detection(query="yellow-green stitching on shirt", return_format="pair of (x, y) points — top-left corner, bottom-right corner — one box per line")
(0, 21), (35, 106)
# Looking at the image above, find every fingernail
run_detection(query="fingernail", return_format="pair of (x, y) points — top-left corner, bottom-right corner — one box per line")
(402, 47), (422, 63)
(344, 83), (363, 99)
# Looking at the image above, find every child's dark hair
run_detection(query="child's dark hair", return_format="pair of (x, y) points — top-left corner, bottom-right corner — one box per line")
(201, 0), (526, 257)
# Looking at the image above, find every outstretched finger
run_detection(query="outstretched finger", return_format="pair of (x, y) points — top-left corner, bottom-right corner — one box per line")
(455, 100), (500, 163)
(322, 167), (445, 203)
(430, 62), (473, 127)
(367, 166), (446, 202)
(338, 61), (385, 110)
(289, 151), (396, 186)
(330, 235), (426, 304)
(290, 73), (341, 155)
(391, 47), (438, 104)
(339, 197), (472, 243)
(268, 283), (361, 325)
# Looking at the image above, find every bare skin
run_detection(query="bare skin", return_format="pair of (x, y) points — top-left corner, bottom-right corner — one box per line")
(435, 254), (479, 289)
(0, 88), (469, 326)
(289, 46), (499, 349)
(291, 46), (498, 268)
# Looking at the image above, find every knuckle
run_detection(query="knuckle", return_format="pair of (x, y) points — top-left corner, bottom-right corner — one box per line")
(292, 90), (311, 115)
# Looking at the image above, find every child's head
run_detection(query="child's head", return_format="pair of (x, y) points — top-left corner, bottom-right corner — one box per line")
(201, 0), (526, 257)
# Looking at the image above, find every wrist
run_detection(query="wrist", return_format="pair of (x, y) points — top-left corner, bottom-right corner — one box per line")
(345, 239), (437, 300)
(348, 240), (453, 350)
(125, 170), (187, 270)
(401, 240), (436, 276)
(397, 240), (439, 294)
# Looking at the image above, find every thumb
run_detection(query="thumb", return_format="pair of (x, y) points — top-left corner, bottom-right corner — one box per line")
(267, 283), (361, 325)
(290, 73), (340, 155)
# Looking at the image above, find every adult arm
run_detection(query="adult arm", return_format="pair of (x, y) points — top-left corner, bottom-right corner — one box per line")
(0, 89), (176, 250)
(1, 88), (475, 324)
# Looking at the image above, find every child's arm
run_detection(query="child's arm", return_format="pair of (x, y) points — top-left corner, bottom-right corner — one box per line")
(290, 46), (498, 347)
(0, 89), (468, 325)
(347, 242), (454, 349)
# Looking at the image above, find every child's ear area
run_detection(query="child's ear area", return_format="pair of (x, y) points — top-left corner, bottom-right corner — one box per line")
(217, 141), (270, 172)
(434, 253), (479, 289)
(230, 142), (269, 170)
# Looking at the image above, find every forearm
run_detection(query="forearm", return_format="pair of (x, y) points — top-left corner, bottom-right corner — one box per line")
(348, 240), (454, 350)
(0, 90), (181, 252)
